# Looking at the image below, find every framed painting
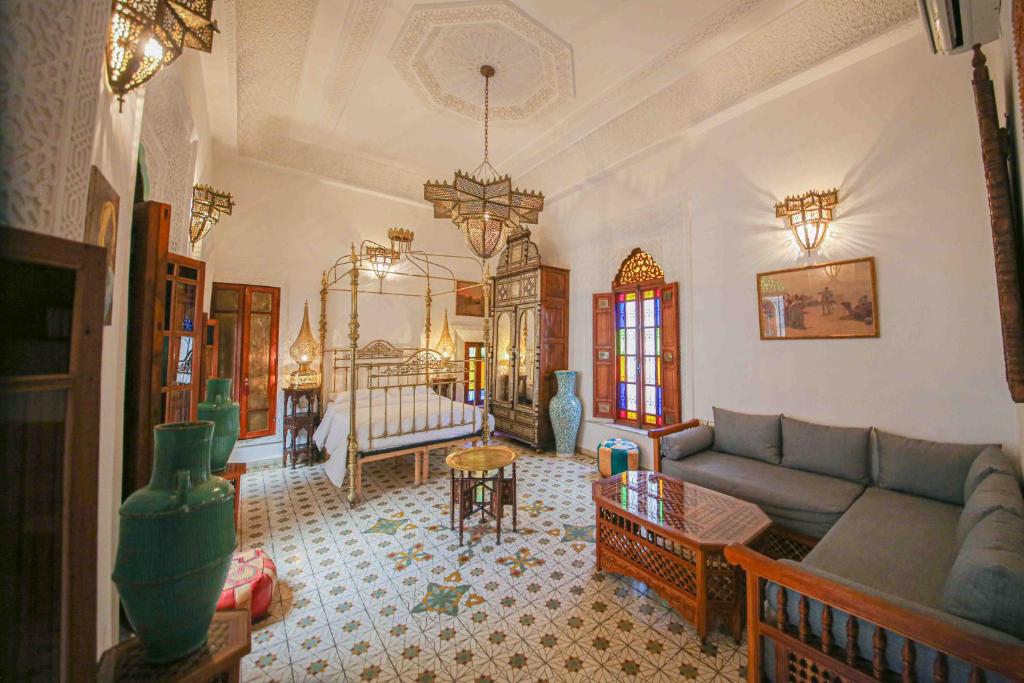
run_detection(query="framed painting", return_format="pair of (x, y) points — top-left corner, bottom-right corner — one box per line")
(83, 166), (120, 325)
(455, 279), (485, 317)
(757, 257), (878, 340)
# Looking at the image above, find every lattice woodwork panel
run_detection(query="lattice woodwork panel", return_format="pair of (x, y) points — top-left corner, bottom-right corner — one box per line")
(614, 247), (664, 287)
(598, 511), (697, 596)
(786, 650), (846, 683)
(705, 554), (737, 603)
(758, 530), (815, 562)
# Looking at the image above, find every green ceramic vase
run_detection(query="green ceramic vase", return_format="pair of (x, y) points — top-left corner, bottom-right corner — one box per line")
(197, 378), (240, 473)
(113, 421), (237, 663)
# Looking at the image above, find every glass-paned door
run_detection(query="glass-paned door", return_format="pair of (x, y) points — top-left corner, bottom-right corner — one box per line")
(464, 341), (485, 405)
(515, 306), (536, 409)
(494, 309), (513, 404)
(161, 255), (204, 423)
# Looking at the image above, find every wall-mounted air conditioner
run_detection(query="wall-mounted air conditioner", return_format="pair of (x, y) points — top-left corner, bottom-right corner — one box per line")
(918, 0), (1002, 55)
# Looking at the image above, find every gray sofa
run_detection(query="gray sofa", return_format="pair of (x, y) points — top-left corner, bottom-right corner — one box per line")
(653, 407), (1024, 681)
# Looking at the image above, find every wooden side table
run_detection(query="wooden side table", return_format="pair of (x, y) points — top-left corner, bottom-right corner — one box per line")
(221, 463), (246, 530)
(446, 445), (518, 546)
(283, 385), (320, 468)
(97, 609), (251, 682)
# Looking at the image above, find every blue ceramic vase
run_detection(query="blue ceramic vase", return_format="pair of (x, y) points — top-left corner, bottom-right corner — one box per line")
(113, 421), (236, 662)
(549, 370), (582, 455)
(197, 378), (240, 473)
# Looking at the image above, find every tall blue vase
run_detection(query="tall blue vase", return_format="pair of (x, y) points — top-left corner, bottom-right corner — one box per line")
(549, 370), (582, 455)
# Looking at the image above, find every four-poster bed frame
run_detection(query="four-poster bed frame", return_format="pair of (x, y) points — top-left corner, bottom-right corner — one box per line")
(316, 236), (494, 504)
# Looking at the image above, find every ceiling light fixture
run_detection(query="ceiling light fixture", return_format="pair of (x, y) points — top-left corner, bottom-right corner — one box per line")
(105, 0), (219, 111)
(189, 184), (235, 245)
(424, 65), (544, 260)
(775, 189), (839, 254)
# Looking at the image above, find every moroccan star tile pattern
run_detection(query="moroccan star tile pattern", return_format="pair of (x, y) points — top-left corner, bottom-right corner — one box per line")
(237, 441), (746, 681)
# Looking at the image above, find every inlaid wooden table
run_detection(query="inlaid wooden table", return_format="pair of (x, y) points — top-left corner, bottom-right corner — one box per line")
(593, 471), (771, 642)
(446, 445), (518, 545)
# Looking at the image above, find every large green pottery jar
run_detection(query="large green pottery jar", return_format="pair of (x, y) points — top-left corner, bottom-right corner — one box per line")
(113, 421), (237, 663)
(197, 378), (240, 473)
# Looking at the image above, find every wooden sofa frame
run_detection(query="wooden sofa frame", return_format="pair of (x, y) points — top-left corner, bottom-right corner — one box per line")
(648, 422), (1024, 682)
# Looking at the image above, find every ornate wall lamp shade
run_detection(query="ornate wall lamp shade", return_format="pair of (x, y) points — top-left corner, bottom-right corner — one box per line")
(364, 228), (415, 279)
(189, 184), (234, 245)
(775, 189), (839, 254)
(424, 65), (544, 260)
(435, 310), (456, 359)
(289, 302), (320, 388)
(106, 0), (219, 110)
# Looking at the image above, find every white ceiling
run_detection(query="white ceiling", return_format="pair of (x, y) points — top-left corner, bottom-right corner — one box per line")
(202, 0), (920, 202)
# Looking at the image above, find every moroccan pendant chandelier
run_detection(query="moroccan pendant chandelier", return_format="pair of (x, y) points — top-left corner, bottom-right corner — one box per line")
(424, 65), (544, 260)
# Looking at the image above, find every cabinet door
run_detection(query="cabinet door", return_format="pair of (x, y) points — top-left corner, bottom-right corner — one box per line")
(514, 304), (537, 410)
(240, 286), (280, 438)
(493, 307), (514, 405)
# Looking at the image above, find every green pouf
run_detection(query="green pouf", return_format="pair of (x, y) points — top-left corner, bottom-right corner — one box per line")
(113, 421), (237, 663)
(597, 437), (640, 477)
(198, 378), (240, 473)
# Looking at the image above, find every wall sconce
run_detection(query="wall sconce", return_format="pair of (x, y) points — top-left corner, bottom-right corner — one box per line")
(365, 245), (397, 280)
(775, 189), (839, 254)
(388, 227), (414, 254)
(289, 301), (320, 388)
(105, 1), (220, 111)
(435, 310), (456, 359)
(189, 184), (235, 245)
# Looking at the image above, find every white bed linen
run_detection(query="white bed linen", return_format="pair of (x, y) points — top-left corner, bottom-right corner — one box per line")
(314, 387), (494, 487)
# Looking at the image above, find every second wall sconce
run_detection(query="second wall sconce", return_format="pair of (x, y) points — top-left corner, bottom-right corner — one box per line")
(775, 188), (839, 254)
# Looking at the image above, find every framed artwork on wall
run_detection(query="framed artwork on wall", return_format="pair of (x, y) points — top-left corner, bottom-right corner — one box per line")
(455, 279), (485, 317)
(757, 257), (878, 340)
(83, 166), (120, 325)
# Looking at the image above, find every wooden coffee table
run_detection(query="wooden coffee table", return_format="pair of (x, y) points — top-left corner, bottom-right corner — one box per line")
(593, 471), (770, 642)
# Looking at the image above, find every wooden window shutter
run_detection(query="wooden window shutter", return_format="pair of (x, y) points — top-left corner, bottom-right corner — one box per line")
(592, 292), (615, 418)
(660, 282), (681, 425)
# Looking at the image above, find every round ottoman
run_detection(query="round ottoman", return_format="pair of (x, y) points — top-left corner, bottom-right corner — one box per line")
(216, 549), (277, 622)
(597, 438), (640, 477)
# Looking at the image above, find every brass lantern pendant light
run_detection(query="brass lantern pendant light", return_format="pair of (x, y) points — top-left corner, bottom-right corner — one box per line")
(425, 65), (545, 260)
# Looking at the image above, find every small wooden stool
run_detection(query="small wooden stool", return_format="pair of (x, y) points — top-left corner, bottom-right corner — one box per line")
(446, 445), (518, 546)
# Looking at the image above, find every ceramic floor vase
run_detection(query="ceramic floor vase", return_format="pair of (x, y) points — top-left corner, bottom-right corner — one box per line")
(198, 378), (240, 473)
(113, 421), (237, 663)
(549, 370), (582, 455)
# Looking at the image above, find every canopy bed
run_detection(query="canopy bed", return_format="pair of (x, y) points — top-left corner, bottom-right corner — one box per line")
(313, 230), (495, 504)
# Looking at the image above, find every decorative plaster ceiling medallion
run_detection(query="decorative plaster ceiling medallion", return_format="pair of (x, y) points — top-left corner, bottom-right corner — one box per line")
(390, 0), (574, 121)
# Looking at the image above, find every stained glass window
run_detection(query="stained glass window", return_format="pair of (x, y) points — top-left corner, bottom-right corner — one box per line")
(616, 285), (664, 427)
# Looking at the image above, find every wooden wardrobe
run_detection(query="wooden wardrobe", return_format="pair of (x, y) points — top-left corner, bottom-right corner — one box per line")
(488, 228), (569, 450)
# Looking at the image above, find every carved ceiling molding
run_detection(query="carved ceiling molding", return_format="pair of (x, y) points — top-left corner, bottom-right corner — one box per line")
(321, 0), (389, 127)
(0, 0), (109, 240)
(389, 0), (574, 121)
(521, 0), (919, 199)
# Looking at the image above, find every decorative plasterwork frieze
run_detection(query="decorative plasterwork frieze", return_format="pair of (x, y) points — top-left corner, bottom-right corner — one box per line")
(321, 0), (389, 127)
(389, 0), (575, 121)
(520, 0), (920, 198)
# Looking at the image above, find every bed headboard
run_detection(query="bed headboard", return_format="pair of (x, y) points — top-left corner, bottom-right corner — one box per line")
(325, 340), (465, 395)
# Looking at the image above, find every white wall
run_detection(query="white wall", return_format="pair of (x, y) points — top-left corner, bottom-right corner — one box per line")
(537, 35), (1020, 469)
(206, 154), (486, 448)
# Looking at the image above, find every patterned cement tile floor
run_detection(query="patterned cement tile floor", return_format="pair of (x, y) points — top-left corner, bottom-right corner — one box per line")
(237, 442), (746, 682)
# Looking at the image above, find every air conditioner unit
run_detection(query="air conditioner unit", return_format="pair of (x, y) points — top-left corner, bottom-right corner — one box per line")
(918, 0), (1002, 55)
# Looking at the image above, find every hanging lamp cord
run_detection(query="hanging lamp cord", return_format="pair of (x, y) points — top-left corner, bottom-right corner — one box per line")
(483, 72), (490, 163)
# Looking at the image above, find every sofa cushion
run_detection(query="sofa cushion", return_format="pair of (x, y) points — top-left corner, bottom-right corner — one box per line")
(803, 487), (961, 609)
(661, 424), (714, 461)
(964, 446), (1018, 501)
(712, 407), (782, 463)
(876, 430), (992, 505)
(781, 416), (871, 485)
(957, 472), (1024, 547)
(661, 450), (863, 539)
(943, 509), (1024, 640)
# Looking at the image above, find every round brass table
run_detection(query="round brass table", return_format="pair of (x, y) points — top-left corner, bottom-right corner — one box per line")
(445, 445), (518, 545)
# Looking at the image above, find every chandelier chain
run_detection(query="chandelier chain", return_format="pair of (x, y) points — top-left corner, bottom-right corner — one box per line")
(483, 71), (490, 163)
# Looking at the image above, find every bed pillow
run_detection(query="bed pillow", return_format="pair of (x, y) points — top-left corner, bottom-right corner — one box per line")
(876, 430), (994, 505)
(780, 416), (871, 485)
(712, 407), (782, 464)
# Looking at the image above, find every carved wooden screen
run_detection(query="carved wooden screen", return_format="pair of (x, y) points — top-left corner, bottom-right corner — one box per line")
(593, 249), (680, 427)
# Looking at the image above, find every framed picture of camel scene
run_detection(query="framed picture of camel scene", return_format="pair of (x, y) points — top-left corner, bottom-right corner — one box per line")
(757, 257), (878, 340)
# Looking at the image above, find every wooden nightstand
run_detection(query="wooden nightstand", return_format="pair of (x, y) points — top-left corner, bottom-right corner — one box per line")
(283, 385), (320, 468)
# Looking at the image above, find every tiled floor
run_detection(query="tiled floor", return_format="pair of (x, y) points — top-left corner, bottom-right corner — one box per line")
(238, 442), (746, 682)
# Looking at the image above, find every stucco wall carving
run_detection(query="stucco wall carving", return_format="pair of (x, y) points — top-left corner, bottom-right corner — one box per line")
(0, 0), (109, 240)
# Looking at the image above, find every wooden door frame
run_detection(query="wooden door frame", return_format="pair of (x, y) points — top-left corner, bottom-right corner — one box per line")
(210, 282), (244, 403)
(0, 226), (103, 682)
(240, 284), (280, 439)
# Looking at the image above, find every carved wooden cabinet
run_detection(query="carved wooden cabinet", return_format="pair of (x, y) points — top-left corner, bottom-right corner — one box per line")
(488, 229), (569, 450)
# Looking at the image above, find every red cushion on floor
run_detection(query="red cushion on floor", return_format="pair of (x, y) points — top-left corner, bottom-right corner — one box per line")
(217, 549), (277, 621)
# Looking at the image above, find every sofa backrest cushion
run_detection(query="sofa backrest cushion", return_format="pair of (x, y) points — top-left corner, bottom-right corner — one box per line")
(661, 424), (715, 461)
(957, 472), (1024, 547)
(942, 509), (1024, 640)
(781, 416), (871, 485)
(876, 430), (993, 505)
(712, 407), (782, 463)
(964, 446), (1018, 501)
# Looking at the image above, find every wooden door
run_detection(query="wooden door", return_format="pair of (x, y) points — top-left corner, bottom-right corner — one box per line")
(211, 283), (280, 439)
(463, 341), (485, 405)
(161, 254), (204, 422)
(0, 227), (103, 683)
